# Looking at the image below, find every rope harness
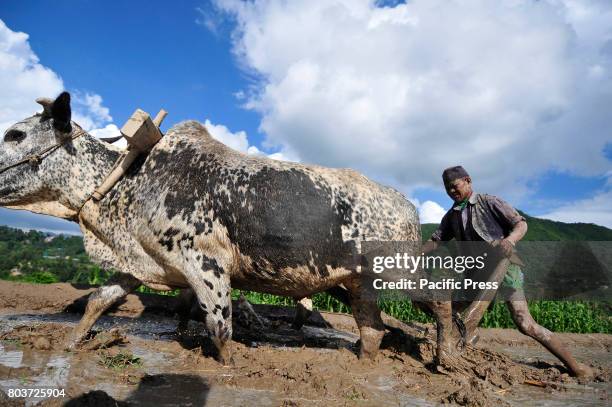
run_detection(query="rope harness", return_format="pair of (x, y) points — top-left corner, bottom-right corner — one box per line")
(0, 128), (114, 219)
(0, 129), (88, 176)
(2, 108), (165, 219)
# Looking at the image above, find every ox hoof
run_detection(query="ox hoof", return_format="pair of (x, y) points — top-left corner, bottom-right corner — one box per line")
(214, 344), (234, 367)
(356, 344), (378, 361)
(215, 354), (235, 367)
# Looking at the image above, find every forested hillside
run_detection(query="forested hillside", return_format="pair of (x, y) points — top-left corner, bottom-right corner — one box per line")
(421, 211), (612, 241)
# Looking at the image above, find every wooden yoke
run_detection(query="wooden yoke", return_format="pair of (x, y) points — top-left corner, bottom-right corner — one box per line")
(91, 108), (167, 201)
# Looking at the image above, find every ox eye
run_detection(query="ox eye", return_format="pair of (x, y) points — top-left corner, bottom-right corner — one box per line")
(4, 129), (26, 143)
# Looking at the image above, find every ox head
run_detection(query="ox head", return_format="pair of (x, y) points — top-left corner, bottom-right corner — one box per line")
(0, 92), (77, 217)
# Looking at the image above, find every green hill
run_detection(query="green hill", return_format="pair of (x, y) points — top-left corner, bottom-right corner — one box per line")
(0, 225), (106, 284)
(421, 211), (612, 241)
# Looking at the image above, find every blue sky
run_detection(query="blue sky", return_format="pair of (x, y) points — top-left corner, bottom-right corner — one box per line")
(0, 0), (611, 234)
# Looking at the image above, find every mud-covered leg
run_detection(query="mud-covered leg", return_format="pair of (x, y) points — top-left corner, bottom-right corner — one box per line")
(345, 280), (384, 360)
(65, 273), (141, 350)
(291, 297), (313, 330)
(460, 300), (490, 346)
(184, 255), (233, 365)
(508, 298), (593, 378)
(425, 301), (458, 369)
(175, 288), (195, 334)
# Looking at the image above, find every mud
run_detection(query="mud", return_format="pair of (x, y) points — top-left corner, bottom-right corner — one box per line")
(0, 281), (609, 406)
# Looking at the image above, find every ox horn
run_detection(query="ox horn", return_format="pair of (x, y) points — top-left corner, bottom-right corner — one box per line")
(99, 135), (125, 144)
(36, 97), (54, 116)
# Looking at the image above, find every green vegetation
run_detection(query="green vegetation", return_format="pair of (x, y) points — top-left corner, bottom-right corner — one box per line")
(98, 351), (142, 370)
(0, 226), (108, 285)
(480, 301), (611, 333)
(0, 221), (610, 334)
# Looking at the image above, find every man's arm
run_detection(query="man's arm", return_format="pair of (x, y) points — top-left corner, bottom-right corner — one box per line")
(506, 220), (528, 245)
(486, 192), (528, 257)
(498, 219), (527, 256)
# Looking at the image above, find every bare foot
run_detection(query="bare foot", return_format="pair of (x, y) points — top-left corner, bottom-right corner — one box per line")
(571, 363), (594, 379)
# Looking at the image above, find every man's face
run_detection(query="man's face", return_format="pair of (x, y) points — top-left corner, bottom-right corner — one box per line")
(445, 177), (472, 203)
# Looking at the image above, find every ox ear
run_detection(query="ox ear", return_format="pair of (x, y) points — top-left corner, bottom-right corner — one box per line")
(51, 92), (72, 132)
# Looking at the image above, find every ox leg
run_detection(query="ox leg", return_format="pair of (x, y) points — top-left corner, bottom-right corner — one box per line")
(291, 297), (313, 330)
(345, 280), (384, 360)
(65, 273), (141, 350)
(184, 256), (233, 365)
(175, 288), (196, 334)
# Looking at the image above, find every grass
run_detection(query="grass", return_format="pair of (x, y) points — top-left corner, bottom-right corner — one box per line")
(98, 351), (142, 370)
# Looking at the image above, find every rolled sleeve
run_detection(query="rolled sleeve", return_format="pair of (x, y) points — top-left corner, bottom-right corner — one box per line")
(487, 195), (525, 228)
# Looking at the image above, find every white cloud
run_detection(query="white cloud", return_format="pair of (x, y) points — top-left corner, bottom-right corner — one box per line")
(213, 0), (612, 204)
(204, 118), (295, 161)
(417, 200), (447, 224)
(196, 6), (222, 35)
(204, 118), (251, 153)
(0, 19), (116, 138)
(0, 19), (63, 133)
(539, 190), (612, 228)
(539, 173), (612, 228)
(73, 92), (113, 129)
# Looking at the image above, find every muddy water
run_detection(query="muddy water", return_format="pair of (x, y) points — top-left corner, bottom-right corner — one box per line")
(0, 313), (433, 406)
(0, 312), (609, 406)
(0, 314), (282, 406)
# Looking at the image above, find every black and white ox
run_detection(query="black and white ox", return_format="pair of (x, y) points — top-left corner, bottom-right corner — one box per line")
(0, 93), (453, 364)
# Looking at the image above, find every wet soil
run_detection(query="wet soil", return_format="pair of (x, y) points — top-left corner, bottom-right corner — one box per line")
(0, 281), (609, 406)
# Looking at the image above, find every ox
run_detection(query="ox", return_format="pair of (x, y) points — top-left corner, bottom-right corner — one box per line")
(0, 93), (453, 364)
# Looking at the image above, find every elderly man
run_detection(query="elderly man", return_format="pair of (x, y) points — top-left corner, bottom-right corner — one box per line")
(423, 166), (592, 378)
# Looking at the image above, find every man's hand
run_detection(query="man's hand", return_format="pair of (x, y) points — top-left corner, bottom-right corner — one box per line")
(499, 238), (514, 257)
(422, 240), (438, 255)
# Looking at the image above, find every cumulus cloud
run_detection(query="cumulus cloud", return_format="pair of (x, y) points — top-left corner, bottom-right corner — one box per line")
(213, 0), (612, 204)
(416, 200), (447, 224)
(204, 119), (251, 153)
(0, 19), (63, 133)
(204, 118), (296, 161)
(72, 92), (113, 130)
(0, 19), (116, 138)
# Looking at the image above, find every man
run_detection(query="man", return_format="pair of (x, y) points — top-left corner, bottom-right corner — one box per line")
(423, 165), (592, 378)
